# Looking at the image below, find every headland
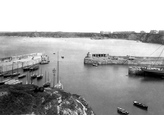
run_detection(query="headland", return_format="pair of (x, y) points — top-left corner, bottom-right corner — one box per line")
(0, 30), (164, 45)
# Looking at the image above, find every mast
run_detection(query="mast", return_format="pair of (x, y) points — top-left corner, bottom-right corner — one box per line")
(53, 51), (63, 89)
(12, 62), (14, 75)
(153, 47), (164, 66)
(41, 67), (42, 76)
(57, 51), (59, 84)
(45, 71), (46, 83)
(38, 66), (39, 75)
(48, 72), (49, 82)
(52, 68), (56, 87)
(17, 62), (18, 73)
(26, 71), (28, 84)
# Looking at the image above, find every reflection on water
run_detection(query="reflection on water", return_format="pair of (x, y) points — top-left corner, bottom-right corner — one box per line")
(1, 37), (164, 115)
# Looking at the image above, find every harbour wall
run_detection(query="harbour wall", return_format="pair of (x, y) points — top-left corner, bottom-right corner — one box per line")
(128, 66), (144, 75)
(84, 52), (164, 66)
(0, 53), (46, 73)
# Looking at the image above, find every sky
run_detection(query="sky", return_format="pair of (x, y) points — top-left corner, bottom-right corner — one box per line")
(0, 0), (164, 32)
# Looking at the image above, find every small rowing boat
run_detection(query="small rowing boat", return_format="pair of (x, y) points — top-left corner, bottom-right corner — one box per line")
(18, 74), (26, 79)
(133, 101), (148, 110)
(117, 107), (129, 115)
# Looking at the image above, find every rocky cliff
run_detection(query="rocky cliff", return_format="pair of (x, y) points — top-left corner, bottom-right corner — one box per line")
(99, 33), (164, 44)
(0, 84), (95, 115)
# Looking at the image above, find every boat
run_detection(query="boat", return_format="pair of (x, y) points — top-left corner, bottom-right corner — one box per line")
(3, 72), (13, 78)
(12, 80), (22, 85)
(5, 79), (16, 85)
(92, 63), (98, 67)
(12, 72), (20, 77)
(3, 72), (20, 78)
(23, 65), (32, 71)
(18, 74), (26, 79)
(0, 79), (10, 85)
(31, 74), (37, 79)
(37, 67), (43, 80)
(40, 60), (50, 64)
(0, 73), (4, 77)
(5, 79), (22, 85)
(43, 81), (51, 88)
(133, 101), (148, 110)
(29, 64), (39, 71)
(43, 71), (50, 88)
(54, 81), (63, 90)
(141, 67), (164, 78)
(37, 74), (43, 80)
(132, 47), (164, 78)
(117, 107), (129, 115)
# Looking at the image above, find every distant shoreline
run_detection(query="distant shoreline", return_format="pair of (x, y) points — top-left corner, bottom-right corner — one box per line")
(0, 31), (164, 45)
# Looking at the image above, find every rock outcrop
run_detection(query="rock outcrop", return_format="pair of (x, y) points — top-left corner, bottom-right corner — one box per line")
(0, 84), (95, 115)
(99, 32), (164, 45)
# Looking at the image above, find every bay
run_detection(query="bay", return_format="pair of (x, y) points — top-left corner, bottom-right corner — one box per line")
(0, 37), (164, 115)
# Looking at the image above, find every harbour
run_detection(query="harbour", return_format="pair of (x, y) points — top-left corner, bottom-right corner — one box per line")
(84, 52), (164, 66)
(1, 37), (164, 115)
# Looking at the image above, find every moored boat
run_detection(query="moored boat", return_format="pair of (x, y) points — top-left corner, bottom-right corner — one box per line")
(23, 65), (31, 71)
(92, 63), (98, 67)
(18, 74), (26, 79)
(5, 79), (16, 85)
(141, 67), (164, 78)
(3, 72), (13, 78)
(40, 60), (50, 64)
(0, 79), (10, 85)
(29, 64), (39, 71)
(54, 81), (63, 90)
(3, 72), (20, 78)
(5, 79), (22, 85)
(31, 74), (37, 79)
(12, 72), (21, 77)
(43, 81), (51, 88)
(37, 74), (43, 80)
(12, 80), (22, 85)
(0, 73), (4, 77)
(43, 70), (50, 88)
(133, 101), (148, 110)
(117, 107), (129, 115)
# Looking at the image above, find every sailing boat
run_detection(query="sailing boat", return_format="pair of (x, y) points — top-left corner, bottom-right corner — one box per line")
(141, 47), (164, 78)
(25, 72), (28, 84)
(141, 66), (164, 78)
(37, 67), (43, 80)
(43, 71), (50, 88)
(54, 80), (63, 89)
(31, 68), (37, 79)
(11, 62), (18, 77)
(54, 52), (63, 90)
(4, 62), (20, 78)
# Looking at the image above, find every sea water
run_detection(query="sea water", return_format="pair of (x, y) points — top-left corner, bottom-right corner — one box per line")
(0, 37), (164, 115)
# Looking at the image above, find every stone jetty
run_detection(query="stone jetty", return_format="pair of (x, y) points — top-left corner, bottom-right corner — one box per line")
(0, 53), (48, 73)
(84, 52), (164, 66)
